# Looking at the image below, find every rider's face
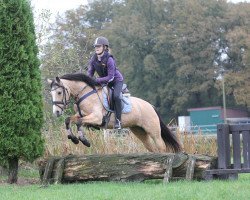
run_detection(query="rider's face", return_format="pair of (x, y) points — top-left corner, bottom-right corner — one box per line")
(95, 45), (104, 55)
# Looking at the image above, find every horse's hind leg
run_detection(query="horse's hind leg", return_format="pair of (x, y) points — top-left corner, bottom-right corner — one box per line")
(142, 125), (168, 153)
(130, 127), (157, 152)
(151, 135), (168, 153)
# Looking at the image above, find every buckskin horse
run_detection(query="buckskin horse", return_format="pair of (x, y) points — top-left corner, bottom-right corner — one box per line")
(47, 73), (181, 153)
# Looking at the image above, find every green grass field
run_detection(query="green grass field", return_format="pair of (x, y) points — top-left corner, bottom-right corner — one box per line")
(1, 172), (250, 200)
(0, 129), (248, 200)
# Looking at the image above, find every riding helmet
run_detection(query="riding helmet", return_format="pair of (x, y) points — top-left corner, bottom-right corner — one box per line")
(94, 36), (109, 47)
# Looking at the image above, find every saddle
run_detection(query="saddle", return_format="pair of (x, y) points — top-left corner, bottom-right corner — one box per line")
(102, 84), (131, 112)
(101, 84), (131, 128)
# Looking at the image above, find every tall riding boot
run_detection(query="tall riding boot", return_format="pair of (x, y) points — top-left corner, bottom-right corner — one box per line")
(114, 117), (122, 130)
(113, 81), (123, 130)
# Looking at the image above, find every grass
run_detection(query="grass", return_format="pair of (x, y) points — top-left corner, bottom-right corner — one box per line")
(0, 124), (233, 199)
(1, 174), (250, 200)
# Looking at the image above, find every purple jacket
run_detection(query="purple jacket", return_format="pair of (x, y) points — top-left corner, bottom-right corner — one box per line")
(87, 51), (123, 84)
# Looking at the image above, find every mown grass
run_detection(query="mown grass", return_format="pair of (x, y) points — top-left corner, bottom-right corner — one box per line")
(1, 174), (250, 200)
(0, 124), (239, 199)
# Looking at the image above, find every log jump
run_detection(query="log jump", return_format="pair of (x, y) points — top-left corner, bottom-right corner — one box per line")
(39, 153), (217, 184)
(39, 124), (250, 184)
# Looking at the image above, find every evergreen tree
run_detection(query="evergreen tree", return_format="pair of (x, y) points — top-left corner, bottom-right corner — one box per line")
(0, 0), (44, 183)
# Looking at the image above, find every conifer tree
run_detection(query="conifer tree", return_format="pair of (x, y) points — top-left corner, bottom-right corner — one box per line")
(0, 0), (44, 183)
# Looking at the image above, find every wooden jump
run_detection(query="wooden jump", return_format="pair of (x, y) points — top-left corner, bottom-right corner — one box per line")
(205, 124), (250, 180)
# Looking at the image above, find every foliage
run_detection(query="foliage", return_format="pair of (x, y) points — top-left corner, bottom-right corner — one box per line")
(0, 0), (44, 165)
(223, 3), (250, 106)
(39, 0), (250, 121)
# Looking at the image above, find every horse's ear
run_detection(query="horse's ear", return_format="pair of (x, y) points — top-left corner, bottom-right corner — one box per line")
(47, 79), (53, 85)
(56, 76), (61, 83)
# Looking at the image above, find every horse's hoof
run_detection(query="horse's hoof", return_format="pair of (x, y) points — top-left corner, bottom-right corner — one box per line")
(79, 136), (91, 147)
(68, 135), (79, 144)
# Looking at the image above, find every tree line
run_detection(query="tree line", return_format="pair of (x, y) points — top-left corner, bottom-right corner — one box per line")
(40, 0), (250, 121)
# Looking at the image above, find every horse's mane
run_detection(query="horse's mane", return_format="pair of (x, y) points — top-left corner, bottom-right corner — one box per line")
(60, 73), (98, 89)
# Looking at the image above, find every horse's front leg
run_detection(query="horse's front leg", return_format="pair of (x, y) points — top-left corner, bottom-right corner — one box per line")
(65, 115), (91, 147)
(65, 116), (79, 144)
(76, 122), (91, 147)
(79, 112), (103, 126)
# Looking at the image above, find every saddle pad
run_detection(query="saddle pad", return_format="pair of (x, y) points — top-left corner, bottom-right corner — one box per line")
(102, 89), (132, 113)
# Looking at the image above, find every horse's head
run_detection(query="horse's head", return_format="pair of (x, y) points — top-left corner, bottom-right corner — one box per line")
(47, 77), (70, 117)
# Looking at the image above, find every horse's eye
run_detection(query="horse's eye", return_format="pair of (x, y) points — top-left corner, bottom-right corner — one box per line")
(58, 91), (62, 95)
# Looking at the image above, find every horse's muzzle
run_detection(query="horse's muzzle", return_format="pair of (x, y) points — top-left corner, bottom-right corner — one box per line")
(55, 110), (63, 117)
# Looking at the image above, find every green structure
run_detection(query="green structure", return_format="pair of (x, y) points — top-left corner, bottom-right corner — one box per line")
(188, 107), (248, 133)
(188, 107), (223, 133)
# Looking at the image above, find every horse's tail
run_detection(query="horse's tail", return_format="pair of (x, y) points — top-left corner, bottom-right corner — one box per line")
(155, 109), (182, 153)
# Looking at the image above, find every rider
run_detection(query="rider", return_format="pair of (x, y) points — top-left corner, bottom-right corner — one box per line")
(87, 36), (123, 129)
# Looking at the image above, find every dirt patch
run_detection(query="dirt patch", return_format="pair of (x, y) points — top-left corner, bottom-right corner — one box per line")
(0, 178), (40, 186)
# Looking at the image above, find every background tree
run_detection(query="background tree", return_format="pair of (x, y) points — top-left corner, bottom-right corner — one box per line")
(39, 0), (250, 122)
(223, 2), (250, 107)
(0, 0), (44, 183)
(156, 0), (229, 117)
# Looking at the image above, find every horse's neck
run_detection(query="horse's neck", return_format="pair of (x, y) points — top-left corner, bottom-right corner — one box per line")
(62, 79), (102, 98)
(62, 80), (88, 97)
(62, 80), (103, 113)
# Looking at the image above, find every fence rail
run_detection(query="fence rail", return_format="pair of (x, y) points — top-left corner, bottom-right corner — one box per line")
(205, 124), (250, 180)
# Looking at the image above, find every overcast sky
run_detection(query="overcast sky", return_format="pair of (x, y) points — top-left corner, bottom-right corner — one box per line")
(31, 0), (250, 15)
(31, 0), (87, 14)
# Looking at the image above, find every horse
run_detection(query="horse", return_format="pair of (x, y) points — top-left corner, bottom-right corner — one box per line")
(47, 73), (182, 153)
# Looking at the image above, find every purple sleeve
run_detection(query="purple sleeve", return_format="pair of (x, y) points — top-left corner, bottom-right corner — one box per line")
(96, 57), (115, 84)
(87, 60), (95, 77)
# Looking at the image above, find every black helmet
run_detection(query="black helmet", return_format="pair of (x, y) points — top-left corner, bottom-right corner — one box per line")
(94, 36), (109, 47)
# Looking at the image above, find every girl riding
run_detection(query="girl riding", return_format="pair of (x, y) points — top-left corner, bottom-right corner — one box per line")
(87, 36), (124, 129)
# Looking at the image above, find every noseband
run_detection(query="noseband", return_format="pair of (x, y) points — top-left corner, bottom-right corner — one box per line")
(51, 82), (70, 111)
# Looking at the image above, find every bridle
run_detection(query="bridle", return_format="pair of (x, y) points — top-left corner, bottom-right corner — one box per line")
(51, 82), (70, 111)
(50, 78), (104, 117)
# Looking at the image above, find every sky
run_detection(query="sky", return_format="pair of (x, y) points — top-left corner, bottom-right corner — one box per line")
(31, 0), (88, 14)
(31, 0), (250, 15)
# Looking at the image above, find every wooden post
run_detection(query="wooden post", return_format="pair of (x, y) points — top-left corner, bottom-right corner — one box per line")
(217, 124), (230, 169)
(242, 130), (250, 168)
(42, 158), (55, 185)
(186, 156), (196, 181)
(163, 155), (174, 183)
(54, 158), (65, 184)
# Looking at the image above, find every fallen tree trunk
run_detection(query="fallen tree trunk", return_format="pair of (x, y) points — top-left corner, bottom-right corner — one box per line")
(38, 153), (217, 184)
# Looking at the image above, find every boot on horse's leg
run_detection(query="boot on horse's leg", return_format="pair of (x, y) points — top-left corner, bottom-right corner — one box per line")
(67, 133), (79, 144)
(77, 123), (91, 147)
(65, 117), (79, 144)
